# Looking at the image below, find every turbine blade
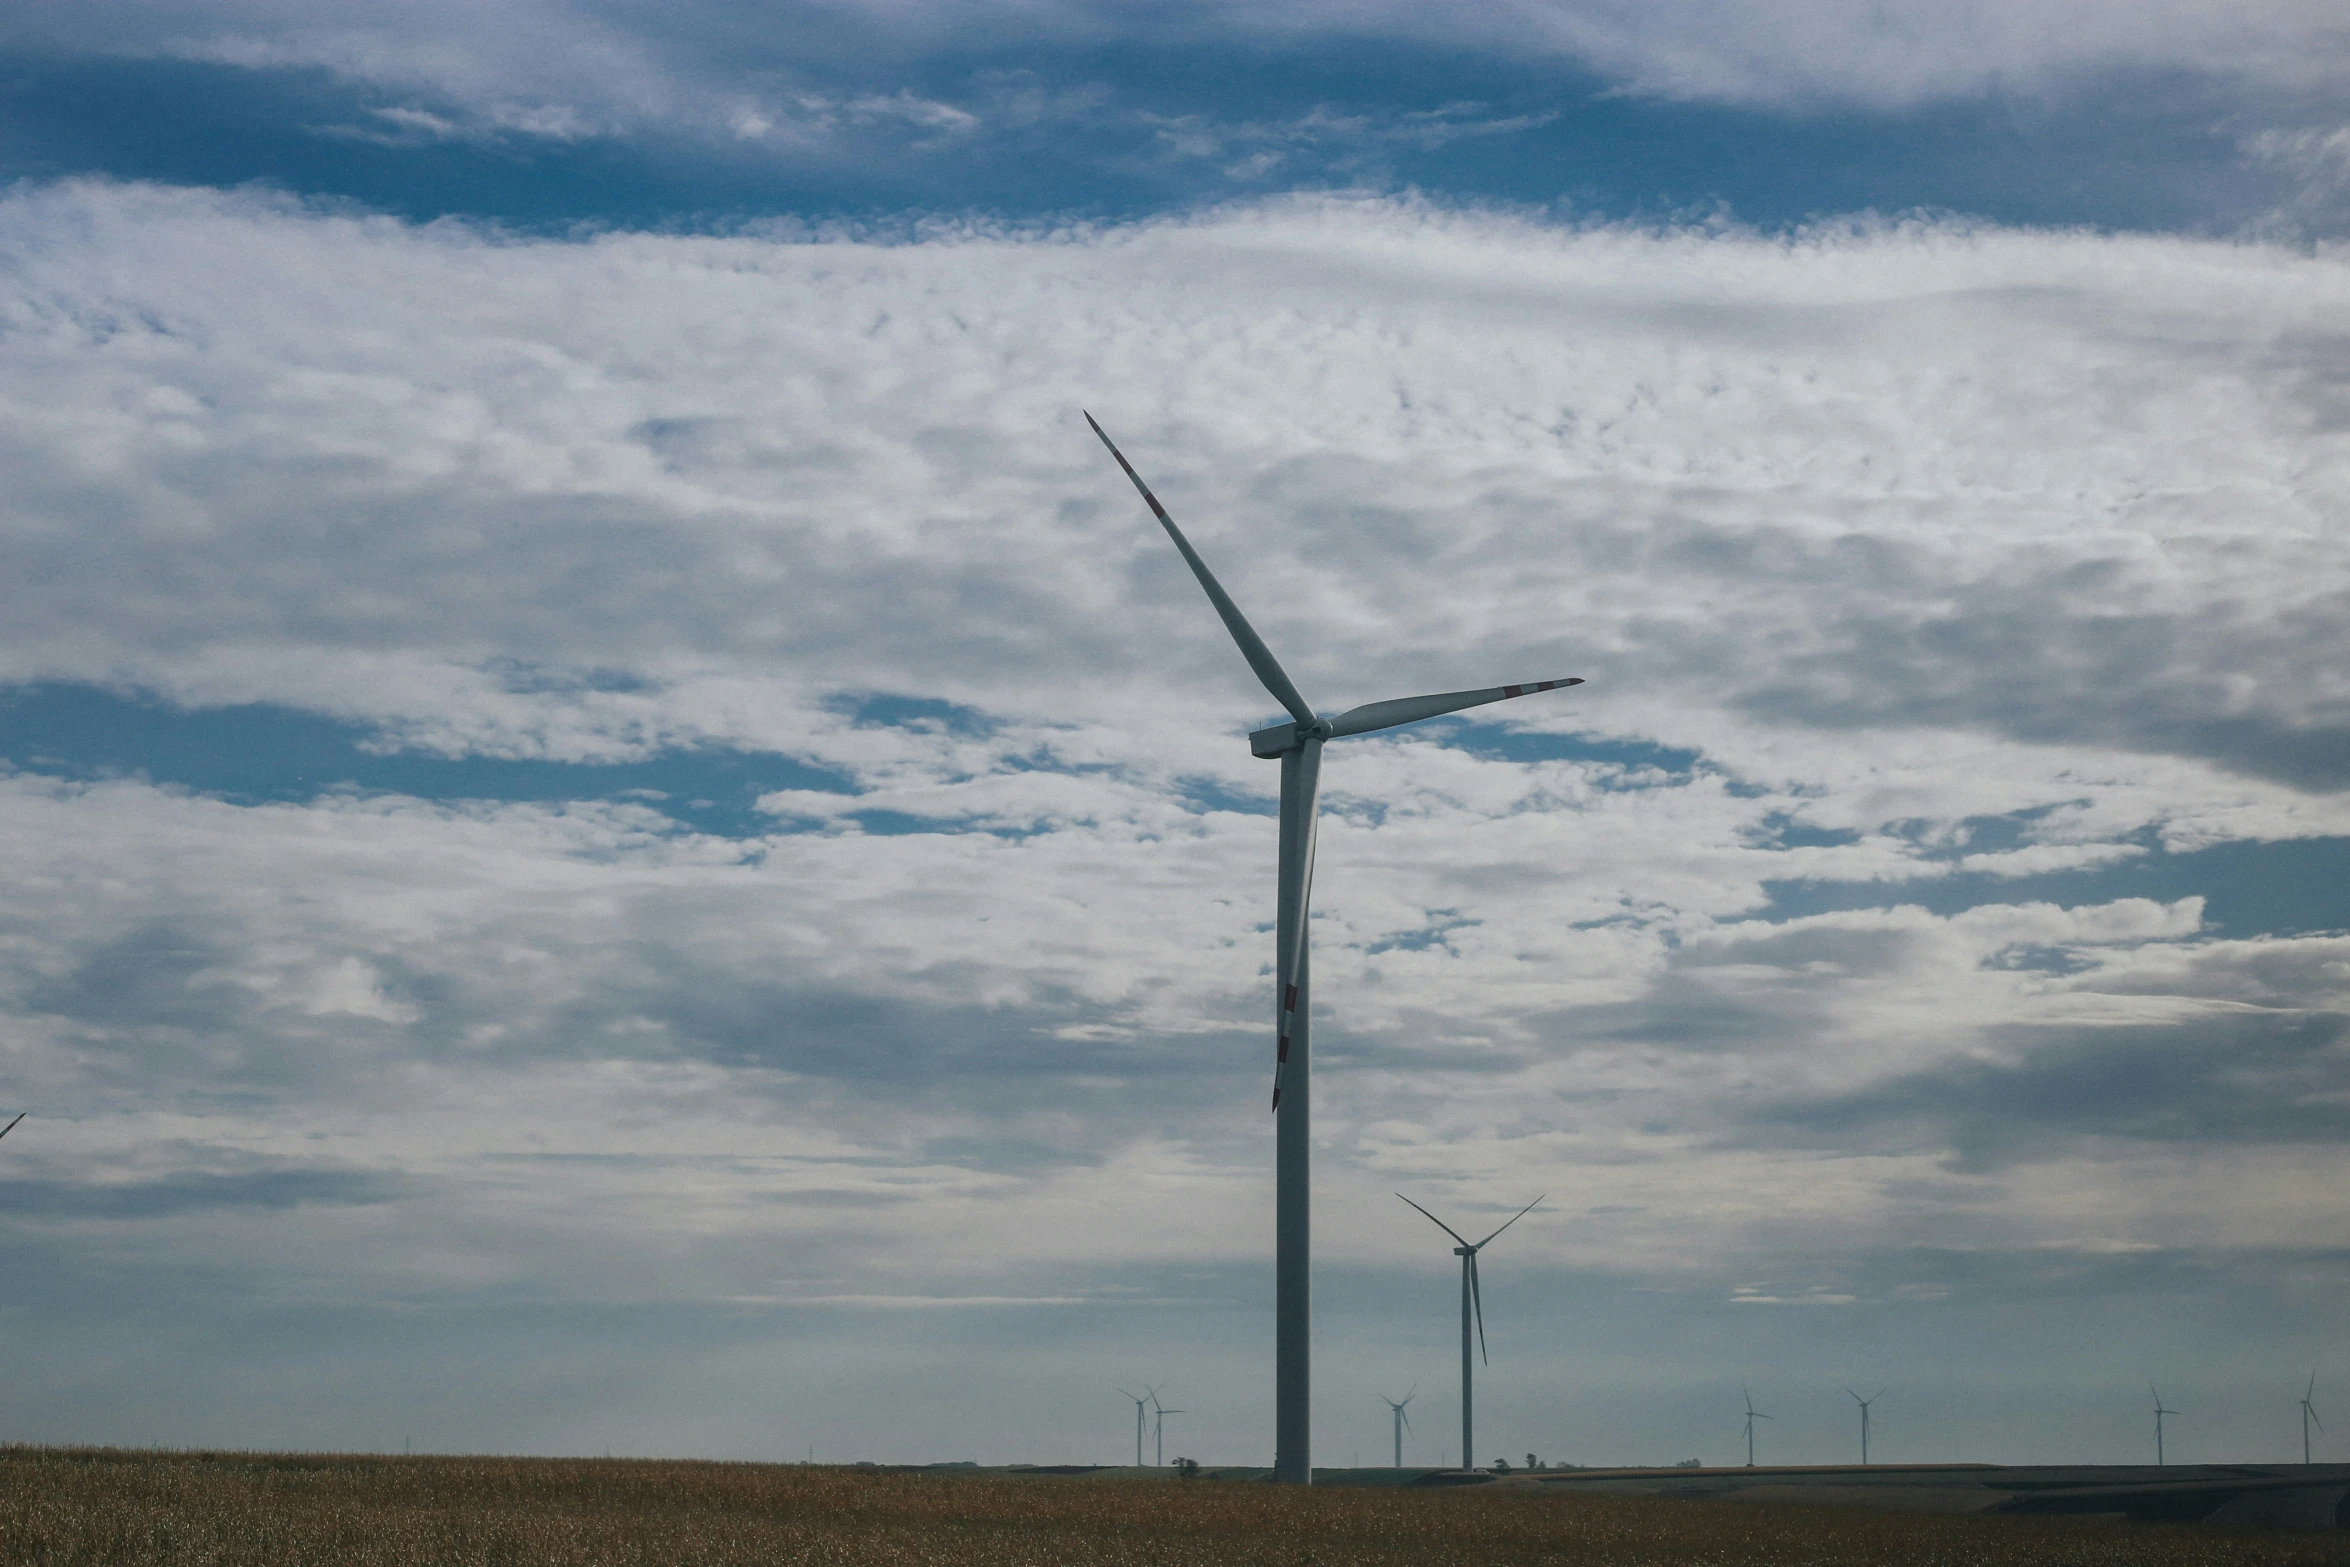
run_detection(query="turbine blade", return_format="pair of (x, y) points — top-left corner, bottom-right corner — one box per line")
(0, 1111), (21, 1140)
(1470, 1253), (1488, 1365)
(2309, 1373), (2320, 1399)
(1271, 737), (1321, 1111)
(1085, 414), (1316, 728)
(1396, 1193), (1472, 1248)
(1326, 680), (1582, 740)
(1472, 1194), (1545, 1249)
(1400, 1407), (1411, 1431)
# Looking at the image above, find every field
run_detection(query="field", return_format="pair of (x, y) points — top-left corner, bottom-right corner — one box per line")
(3, 1448), (2347, 1566)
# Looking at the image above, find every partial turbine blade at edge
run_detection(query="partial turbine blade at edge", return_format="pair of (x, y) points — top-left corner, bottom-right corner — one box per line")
(0, 1112), (21, 1141)
(1396, 1193), (1472, 1249)
(1326, 680), (1582, 740)
(1084, 414), (1316, 729)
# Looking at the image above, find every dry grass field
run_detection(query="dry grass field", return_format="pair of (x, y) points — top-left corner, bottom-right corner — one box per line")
(3, 1447), (2347, 1567)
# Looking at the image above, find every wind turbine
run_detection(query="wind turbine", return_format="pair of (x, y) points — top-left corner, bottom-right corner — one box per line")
(1397, 1194), (1543, 1474)
(1119, 1386), (1160, 1467)
(2152, 1385), (2179, 1465)
(1088, 414), (1583, 1484)
(1848, 1388), (1882, 1465)
(1380, 1387), (1415, 1469)
(1741, 1387), (1772, 1468)
(1151, 1394), (1184, 1467)
(2301, 1374), (2323, 1466)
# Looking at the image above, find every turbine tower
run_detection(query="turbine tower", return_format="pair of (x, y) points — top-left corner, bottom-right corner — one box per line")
(1119, 1386), (1160, 1468)
(1151, 1395), (1184, 1468)
(1741, 1388), (1772, 1468)
(1089, 415), (1582, 1484)
(2301, 1374), (2323, 1466)
(2152, 1385), (2179, 1465)
(1398, 1194), (1543, 1474)
(1848, 1388), (1882, 1465)
(1380, 1388), (1415, 1469)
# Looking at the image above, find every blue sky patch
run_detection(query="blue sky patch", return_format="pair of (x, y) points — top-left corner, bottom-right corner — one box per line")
(0, 45), (2289, 236)
(0, 682), (855, 838)
(1760, 833), (2350, 938)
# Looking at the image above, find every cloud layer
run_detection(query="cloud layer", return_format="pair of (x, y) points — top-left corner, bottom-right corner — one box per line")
(0, 180), (2346, 1463)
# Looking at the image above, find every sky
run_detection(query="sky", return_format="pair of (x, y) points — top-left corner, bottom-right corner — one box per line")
(0, 0), (2348, 1473)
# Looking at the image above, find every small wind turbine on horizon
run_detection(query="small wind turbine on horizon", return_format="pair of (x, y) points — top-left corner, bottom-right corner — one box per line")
(1088, 414), (1583, 1485)
(2152, 1385), (2179, 1465)
(2300, 1375), (2322, 1466)
(1119, 1386), (1161, 1468)
(1848, 1388), (1882, 1466)
(1380, 1388), (1415, 1469)
(1741, 1387), (1772, 1468)
(1398, 1193), (1542, 1474)
(1151, 1394), (1184, 1468)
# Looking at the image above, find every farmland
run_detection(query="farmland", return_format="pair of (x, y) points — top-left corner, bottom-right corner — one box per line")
(3, 1447), (2347, 1567)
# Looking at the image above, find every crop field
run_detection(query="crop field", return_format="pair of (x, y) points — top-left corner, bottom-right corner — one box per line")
(3, 1447), (2348, 1567)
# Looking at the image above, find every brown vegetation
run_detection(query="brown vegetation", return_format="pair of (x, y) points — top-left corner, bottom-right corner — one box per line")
(1, 1447), (2345, 1566)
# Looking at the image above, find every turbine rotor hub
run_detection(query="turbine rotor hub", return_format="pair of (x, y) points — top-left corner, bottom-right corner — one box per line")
(1249, 717), (1330, 757)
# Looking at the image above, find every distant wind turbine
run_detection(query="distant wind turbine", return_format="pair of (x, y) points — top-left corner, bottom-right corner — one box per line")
(1398, 1194), (1543, 1474)
(2301, 1375), (2322, 1466)
(1151, 1394), (1185, 1468)
(1742, 1387), (1772, 1468)
(2152, 1385), (2179, 1465)
(1848, 1388), (1883, 1465)
(1380, 1388), (1415, 1469)
(1089, 415), (1583, 1484)
(1119, 1387), (1160, 1468)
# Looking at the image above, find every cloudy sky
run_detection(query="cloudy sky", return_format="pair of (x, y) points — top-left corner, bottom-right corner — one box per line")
(1, 0), (2347, 1472)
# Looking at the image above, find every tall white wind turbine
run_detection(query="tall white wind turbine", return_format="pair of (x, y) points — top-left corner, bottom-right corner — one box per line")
(1397, 1194), (1543, 1474)
(2152, 1385), (2179, 1465)
(1848, 1388), (1882, 1465)
(2301, 1374), (2323, 1466)
(1088, 415), (1582, 1484)
(1119, 1386), (1160, 1467)
(1380, 1387), (1415, 1469)
(1741, 1387), (1772, 1468)
(1152, 1396), (1184, 1468)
